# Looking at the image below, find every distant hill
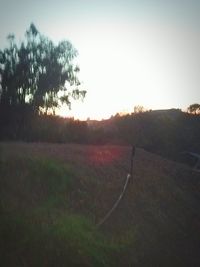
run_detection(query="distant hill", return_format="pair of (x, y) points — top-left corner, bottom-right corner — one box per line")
(87, 109), (200, 162)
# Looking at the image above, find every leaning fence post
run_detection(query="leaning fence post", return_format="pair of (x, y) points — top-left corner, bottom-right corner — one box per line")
(130, 145), (135, 181)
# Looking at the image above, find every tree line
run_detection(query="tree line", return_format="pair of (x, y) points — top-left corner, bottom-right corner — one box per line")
(112, 109), (200, 159)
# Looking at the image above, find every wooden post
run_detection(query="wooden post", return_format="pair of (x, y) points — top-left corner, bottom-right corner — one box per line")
(130, 145), (135, 180)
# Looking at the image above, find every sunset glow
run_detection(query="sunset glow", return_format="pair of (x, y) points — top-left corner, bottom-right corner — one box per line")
(1, 0), (200, 120)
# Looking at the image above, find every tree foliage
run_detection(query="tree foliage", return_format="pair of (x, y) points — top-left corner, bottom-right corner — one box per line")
(0, 23), (86, 114)
(187, 103), (200, 115)
(133, 105), (145, 114)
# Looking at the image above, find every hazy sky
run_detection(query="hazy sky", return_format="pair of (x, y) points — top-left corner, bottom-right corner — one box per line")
(0, 0), (200, 119)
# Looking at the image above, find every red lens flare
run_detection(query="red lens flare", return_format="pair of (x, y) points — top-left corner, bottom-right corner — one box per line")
(87, 146), (124, 166)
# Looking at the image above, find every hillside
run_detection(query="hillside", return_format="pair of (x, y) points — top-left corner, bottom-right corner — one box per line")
(0, 142), (200, 266)
(88, 109), (200, 159)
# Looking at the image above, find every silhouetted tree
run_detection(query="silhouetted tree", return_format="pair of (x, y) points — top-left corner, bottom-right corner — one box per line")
(187, 103), (200, 115)
(133, 105), (145, 114)
(0, 23), (86, 115)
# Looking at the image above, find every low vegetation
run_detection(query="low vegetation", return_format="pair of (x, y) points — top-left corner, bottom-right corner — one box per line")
(1, 142), (200, 266)
(1, 109), (200, 166)
(0, 151), (124, 267)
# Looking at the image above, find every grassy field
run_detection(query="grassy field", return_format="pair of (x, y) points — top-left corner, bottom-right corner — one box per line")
(0, 142), (200, 266)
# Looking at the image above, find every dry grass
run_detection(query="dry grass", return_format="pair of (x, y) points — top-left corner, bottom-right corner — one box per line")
(1, 142), (200, 266)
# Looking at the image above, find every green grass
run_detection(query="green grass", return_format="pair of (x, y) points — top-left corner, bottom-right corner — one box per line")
(0, 211), (118, 267)
(0, 153), (121, 267)
(1, 142), (200, 266)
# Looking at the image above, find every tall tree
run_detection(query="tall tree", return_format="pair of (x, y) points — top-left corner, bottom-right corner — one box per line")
(0, 23), (86, 114)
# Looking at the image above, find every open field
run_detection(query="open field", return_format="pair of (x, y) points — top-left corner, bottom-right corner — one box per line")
(0, 142), (200, 266)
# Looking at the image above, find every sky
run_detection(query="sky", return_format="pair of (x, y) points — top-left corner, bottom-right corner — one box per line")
(0, 0), (200, 120)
